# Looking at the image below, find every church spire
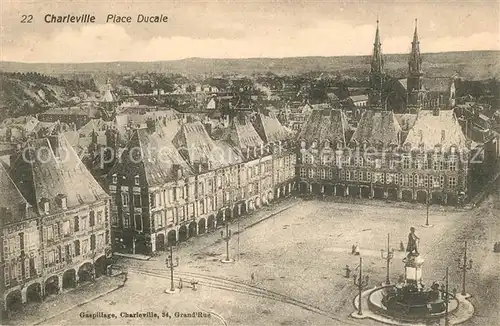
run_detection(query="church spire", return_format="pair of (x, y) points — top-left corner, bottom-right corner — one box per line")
(371, 17), (384, 74)
(408, 18), (422, 76)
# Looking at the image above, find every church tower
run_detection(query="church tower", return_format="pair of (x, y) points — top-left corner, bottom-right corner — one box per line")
(407, 19), (424, 107)
(369, 18), (384, 107)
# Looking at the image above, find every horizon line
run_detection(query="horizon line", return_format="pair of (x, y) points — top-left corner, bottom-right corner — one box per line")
(1, 49), (498, 65)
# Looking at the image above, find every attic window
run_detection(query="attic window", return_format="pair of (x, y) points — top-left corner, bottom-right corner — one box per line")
(134, 175), (140, 186)
(60, 196), (67, 210)
(112, 174), (117, 184)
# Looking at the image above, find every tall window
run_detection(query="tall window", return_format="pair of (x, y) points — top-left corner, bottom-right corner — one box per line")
(133, 194), (141, 207)
(62, 220), (70, 236)
(89, 211), (95, 227)
(74, 240), (80, 256)
(81, 216), (88, 230)
(74, 216), (79, 232)
(121, 192), (129, 206)
(300, 168), (307, 178)
(90, 234), (96, 251)
(135, 214), (142, 230)
(123, 213), (130, 228)
(449, 177), (457, 188)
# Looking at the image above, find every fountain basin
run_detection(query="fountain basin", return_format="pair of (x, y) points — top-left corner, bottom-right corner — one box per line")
(368, 285), (459, 324)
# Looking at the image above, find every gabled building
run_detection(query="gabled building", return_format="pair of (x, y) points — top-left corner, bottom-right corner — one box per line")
(107, 114), (297, 255)
(2, 134), (111, 313)
(296, 106), (473, 205)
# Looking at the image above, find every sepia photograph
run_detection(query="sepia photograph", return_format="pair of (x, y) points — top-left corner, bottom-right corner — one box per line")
(0, 0), (499, 325)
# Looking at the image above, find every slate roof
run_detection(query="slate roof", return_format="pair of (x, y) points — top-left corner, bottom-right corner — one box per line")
(298, 109), (348, 144)
(395, 114), (418, 131)
(172, 121), (239, 169)
(349, 111), (402, 146)
(10, 135), (109, 215)
(137, 128), (193, 186)
(404, 110), (469, 150)
(253, 113), (291, 144)
(226, 115), (264, 149)
(0, 163), (30, 224)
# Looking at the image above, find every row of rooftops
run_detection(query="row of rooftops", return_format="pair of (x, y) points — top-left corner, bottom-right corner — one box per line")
(0, 134), (110, 225)
(298, 108), (472, 151)
(109, 113), (293, 187)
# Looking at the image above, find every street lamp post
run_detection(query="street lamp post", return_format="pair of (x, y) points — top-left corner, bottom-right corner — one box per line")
(380, 233), (394, 285)
(422, 175), (434, 228)
(353, 257), (369, 315)
(444, 266), (450, 326)
(165, 245), (179, 294)
(456, 241), (473, 296)
(220, 223), (234, 263)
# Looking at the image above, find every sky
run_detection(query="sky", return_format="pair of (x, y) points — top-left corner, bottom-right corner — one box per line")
(1, 0), (499, 63)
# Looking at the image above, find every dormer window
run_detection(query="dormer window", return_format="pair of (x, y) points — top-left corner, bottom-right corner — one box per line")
(41, 200), (50, 215)
(324, 140), (330, 149)
(57, 194), (68, 210)
(134, 175), (140, 186)
(112, 174), (117, 184)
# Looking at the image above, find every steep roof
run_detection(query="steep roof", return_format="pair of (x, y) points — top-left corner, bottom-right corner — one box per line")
(350, 111), (401, 146)
(227, 115), (264, 149)
(298, 109), (348, 144)
(172, 121), (239, 169)
(404, 110), (469, 150)
(395, 114), (418, 131)
(253, 113), (290, 144)
(10, 135), (109, 215)
(0, 163), (30, 224)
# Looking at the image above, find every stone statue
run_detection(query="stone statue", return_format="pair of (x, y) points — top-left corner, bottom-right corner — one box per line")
(407, 227), (420, 257)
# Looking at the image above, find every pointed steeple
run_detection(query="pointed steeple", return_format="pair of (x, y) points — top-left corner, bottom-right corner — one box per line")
(371, 17), (384, 74)
(408, 18), (422, 76)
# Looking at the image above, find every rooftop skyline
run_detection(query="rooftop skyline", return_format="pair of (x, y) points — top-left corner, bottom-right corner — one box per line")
(1, 0), (499, 63)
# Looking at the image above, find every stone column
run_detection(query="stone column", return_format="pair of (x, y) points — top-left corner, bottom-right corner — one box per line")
(383, 190), (389, 199)
(412, 190), (417, 201)
(309, 184), (313, 193)
(443, 193), (448, 206)
(333, 185), (337, 196)
(277, 187), (281, 198)
(345, 185), (349, 197)
(222, 210), (226, 222)
(21, 287), (28, 303)
(370, 185), (374, 199)
(397, 189), (402, 201)
(321, 185), (325, 194)
(359, 186), (362, 199)
(151, 234), (156, 253)
(288, 183), (292, 194)
(238, 204), (241, 216)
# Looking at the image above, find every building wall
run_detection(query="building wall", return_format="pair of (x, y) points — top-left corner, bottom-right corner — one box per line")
(297, 145), (468, 205)
(109, 146), (297, 254)
(1, 199), (111, 311)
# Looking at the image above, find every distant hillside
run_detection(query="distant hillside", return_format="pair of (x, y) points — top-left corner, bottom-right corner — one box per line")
(1, 51), (499, 80)
(0, 73), (98, 121)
